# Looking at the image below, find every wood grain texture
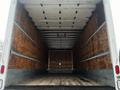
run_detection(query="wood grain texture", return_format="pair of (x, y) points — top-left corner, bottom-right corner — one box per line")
(8, 54), (47, 69)
(73, 3), (112, 70)
(8, 2), (48, 70)
(15, 2), (39, 43)
(79, 55), (112, 70)
(48, 50), (73, 70)
(15, 74), (99, 86)
(12, 25), (41, 59)
(79, 24), (109, 59)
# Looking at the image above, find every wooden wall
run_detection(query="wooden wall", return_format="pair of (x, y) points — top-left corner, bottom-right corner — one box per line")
(73, 1), (112, 70)
(8, 2), (48, 70)
(48, 50), (73, 71)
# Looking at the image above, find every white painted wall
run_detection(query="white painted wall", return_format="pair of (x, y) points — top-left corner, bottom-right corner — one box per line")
(0, 0), (17, 90)
(103, 0), (120, 90)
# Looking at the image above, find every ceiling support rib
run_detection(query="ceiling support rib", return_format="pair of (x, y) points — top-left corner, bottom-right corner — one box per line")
(20, 0), (101, 49)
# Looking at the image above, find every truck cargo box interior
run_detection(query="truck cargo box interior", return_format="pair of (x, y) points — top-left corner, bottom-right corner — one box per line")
(5, 0), (115, 89)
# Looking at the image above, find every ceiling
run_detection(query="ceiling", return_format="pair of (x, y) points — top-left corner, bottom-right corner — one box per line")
(20, 0), (101, 49)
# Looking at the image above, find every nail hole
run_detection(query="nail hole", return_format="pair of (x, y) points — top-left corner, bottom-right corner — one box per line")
(59, 17), (61, 20)
(73, 22), (75, 24)
(43, 11), (45, 14)
(74, 16), (76, 19)
(59, 4), (61, 7)
(59, 22), (61, 24)
(46, 22), (48, 24)
(44, 17), (47, 20)
(40, 3), (43, 7)
(75, 11), (78, 14)
(77, 3), (80, 6)
(59, 11), (61, 14)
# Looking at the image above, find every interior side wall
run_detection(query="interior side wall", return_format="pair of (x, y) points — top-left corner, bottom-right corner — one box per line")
(48, 50), (73, 73)
(73, 2), (114, 86)
(6, 2), (48, 86)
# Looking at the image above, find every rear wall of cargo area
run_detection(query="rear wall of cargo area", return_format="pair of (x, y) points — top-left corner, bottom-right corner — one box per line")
(6, 0), (115, 88)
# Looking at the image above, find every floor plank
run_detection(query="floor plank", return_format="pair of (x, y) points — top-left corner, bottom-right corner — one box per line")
(5, 86), (115, 90)
(15, 74), (99, 86)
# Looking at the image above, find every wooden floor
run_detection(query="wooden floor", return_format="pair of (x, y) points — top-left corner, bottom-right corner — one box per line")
(16, 74), (99, 86)
(6, 74), (115, 90)
(5, 86), (115, 90)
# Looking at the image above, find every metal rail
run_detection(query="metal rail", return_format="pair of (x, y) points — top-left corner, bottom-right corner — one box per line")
(14, 21), (40, 49)
(80, 51), (110, 62)
(11, 50), (40, 63)
(81, 22), (106, 49)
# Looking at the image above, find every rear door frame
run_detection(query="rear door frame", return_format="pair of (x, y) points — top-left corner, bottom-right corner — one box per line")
(103, 0), (120, 90)
(0, 0), (119, 90)
(0, 0), (17, 89)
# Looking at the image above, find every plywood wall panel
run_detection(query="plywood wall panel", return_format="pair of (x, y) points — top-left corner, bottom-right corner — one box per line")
(49, 50), (73, 70)
(9, 54), (39, 69)
(73, 2), (112, 70)
(15, 3), (39, 44)
(80, 14), (97, 45)
(77, 24), (112, 70)
(79, 24), (109, 59)
(8, 2), (48, 70)
(79, 55), (112, 70)
(12, 25), (40, 59)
